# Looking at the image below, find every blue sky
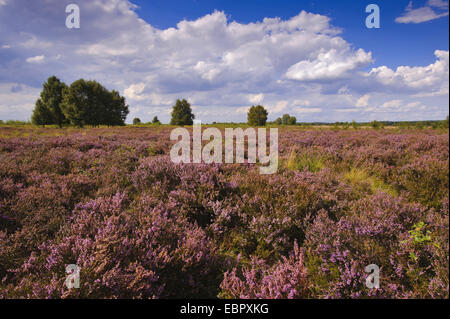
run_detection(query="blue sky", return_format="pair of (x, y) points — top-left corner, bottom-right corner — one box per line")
(0, 0), (448, 123)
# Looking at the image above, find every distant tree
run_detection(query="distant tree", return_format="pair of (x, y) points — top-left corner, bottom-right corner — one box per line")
(133, 117), (141, 125)
(281, 114), (291, 125)
(152, 116), (161, 124)
(247, 105), (268, 126)
(170, 99), (195, 125)
(274, 117), (282, 125)
(61, 79), (129, 127)
(351, 120), (358, 129)
(287, 116), (297, 125)
(370, 120), (384, 129)
(415, 122), (424, 129)
(31, 99), (53, 127)
(32, 76), (68, 128)
(279, 114), (296, 125)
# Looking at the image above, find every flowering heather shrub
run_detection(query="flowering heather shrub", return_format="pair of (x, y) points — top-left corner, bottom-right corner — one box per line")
(220, 241), (308, 298)
(394, 155), (449, 209)
(303, 194), (446, 298)
(0, 126), (448, 298)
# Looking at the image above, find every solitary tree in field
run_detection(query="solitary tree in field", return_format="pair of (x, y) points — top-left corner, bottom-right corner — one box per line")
(170, 99), (195, 125)
(247, 105), (268, 126)
(152, 116), (161, 124)
(31, 76), (68, 128)
(133, 117), (141, 125)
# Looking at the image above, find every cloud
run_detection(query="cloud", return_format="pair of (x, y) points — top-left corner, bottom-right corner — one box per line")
(248, 93), (264, 104)
(428, 0), (449, 7)
(295, 107), (322, 114)
(395, 0), (449, 24)
(0, 83), (40, 120)
(381, 99), (402, 108)
(356, 94), (370, 107)
(285, 48), (372, 81)
(26, 55), (45, 64)
(124, 83), (146, 101)
(367, 50), (449, 94)
(271, 100), (289, 113)
(406, 101), (421, 109)
(292, 99), (311, 106)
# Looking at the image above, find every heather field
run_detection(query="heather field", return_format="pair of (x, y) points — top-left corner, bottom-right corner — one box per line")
(0, 125), (447, 299)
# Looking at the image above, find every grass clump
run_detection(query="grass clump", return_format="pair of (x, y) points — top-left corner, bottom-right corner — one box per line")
(344, 167), (397, 196)
(286, 149), (324, 172)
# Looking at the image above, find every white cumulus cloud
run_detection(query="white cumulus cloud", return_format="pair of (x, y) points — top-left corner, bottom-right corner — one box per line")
(368, 50), (449, 93)
(26, 55), (45, 64)
(285, 48), (372, 81)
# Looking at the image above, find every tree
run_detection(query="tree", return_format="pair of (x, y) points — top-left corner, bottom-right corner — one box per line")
(61, 79), (129, 127)
(287, 116), (297, 125)
(133, 117), (141, 125)
(152, 116), (161, 124)
(170, 99), (194, 125)
(61, 79), (91, 127)
(31, 99), (53, 127)
(282, 114), (291, 125)
(279, 114), (296, 125)
(370, 120), (384, 129)
(31, 76), (68, 128)
(247, 105), (268, 126)
(106, 90), (129, 126)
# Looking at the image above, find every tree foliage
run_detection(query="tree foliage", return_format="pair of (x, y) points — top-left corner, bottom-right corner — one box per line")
(282, 114), (290, 124)
(276, 114), (297, 125)
(31, 99), (53, 127)
(170, 99), (195, 125)
(31, 76), (67, 127)
(61, 79), (129, 127)
(152, 116), (161, 124)
(247, 105), (268, 126)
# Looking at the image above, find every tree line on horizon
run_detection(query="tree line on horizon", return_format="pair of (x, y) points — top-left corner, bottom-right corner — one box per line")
(29, 76), (449, 128)
(134, 99), (279, 127)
